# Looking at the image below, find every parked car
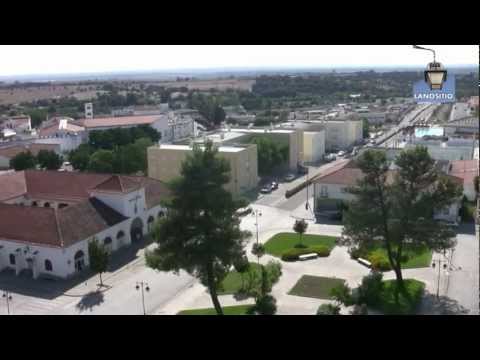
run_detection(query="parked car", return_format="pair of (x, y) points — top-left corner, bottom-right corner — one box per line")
(260, 185), (273, 194)
(337, 151), (346, 157)
(236, 206), (253, 216)
(271, 182), (279, 190)
(284, 173), (296, 182)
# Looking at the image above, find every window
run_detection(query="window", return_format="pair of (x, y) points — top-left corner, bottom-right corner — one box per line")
(59, 203), (68, 209)
(320, 185), (328, 198)
(158, 211), (165, 219)
(9, 254), (15, 265)
(32, 201), (38, 207)
(45, 259), (53, 272)
(44, 202), (51, 208)
(104, 237), (113, 245)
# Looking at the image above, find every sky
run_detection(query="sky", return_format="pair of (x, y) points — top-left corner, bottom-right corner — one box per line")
(0, 45), (477, 76)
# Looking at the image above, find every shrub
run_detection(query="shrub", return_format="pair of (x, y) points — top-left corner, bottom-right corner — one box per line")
(265, 260), (282, 284)
(357, 271), (384, 306)
(310, 245), (331, 257)
(351, 304), (369, 315)
(281, 246), (331, 261)
(254, 295), (277, 315)
(367, 250), (391, 271)
(330, 283), (354, 307)
(349, 247), (362, 260)
(252, 243), (266, 259)
(316, 303), (340, 315)
(281, 248), (305, 261)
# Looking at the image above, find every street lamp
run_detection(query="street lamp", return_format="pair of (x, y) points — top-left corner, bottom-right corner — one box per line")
(251, 209), (262, 244)
(413, 45), (447, 90)
(2, 291), (12, 315)
(135, 281), (150, 315)
(432, 258), (448, 299)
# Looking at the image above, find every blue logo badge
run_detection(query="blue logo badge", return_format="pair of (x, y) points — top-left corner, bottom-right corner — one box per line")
(413, 76), (456, 104)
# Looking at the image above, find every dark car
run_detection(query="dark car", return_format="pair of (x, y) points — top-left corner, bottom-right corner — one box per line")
(271, 182), (278, 190)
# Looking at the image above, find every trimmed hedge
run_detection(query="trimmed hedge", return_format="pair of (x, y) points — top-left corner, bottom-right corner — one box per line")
(281, 245), (331, 261)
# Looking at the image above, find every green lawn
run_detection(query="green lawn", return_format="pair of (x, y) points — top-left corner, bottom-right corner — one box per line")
(375, 279), (425, 315)
(218, 263), (261, 295)
(177, 305), (254, 315)
(288, 275), (346, 300)
(264, 233), (337, 258)
(355, 244), (433, 270)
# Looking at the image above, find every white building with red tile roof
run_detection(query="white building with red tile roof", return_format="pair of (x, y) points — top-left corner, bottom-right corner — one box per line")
(0, 170), (169, 279)
(35, 117), (86, 152)
(313, 159), (463, 223)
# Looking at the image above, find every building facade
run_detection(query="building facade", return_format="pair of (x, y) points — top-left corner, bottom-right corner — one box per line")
(148, 143), (259, 198)
(0, 171), (169, 279)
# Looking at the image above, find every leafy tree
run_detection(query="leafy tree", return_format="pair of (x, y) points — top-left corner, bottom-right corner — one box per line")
(146, 141), (250, 315)
(362, 118), (370, 139)
(251, 137), (288, 175)
(10, 151), (36, 170)
(88, 239), (110, 287)
(254, 294), (277, 315)
(251, 243), (265, 264)
(343, 147), (461, 299)
(37, 150), (63, 170)
(330, 282), (354, 307)
(88, 149), (115, 173)
(233, 256), (250, 291)
(293, 219), (308, 247)
(357, 271), (384, 307)
(242, 260), (282, 299)
(69, 144), (93, 171)
(316, 303), (340, 315)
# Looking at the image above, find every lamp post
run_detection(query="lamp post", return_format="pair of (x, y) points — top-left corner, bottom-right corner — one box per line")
(251, 209), (262, 245)
(413, 45), (448, 90)
(431, 257), (448, 299)
(135, 281), (150, 315)
(2, 291), (12, 315)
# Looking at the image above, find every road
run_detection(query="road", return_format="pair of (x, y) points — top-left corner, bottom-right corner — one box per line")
(375, 104), (436, 146)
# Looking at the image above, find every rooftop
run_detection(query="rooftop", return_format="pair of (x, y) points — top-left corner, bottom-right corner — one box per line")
(79, 115), (163, 128)
(0, 143), (60, 160)
(157, 144), (245, 153)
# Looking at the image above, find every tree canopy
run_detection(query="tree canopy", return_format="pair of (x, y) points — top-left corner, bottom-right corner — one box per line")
(146, 140), (250, 315)
(37, 149), (63, 170)
(343, 147), (462, 298)
(9, 151), (37, 171)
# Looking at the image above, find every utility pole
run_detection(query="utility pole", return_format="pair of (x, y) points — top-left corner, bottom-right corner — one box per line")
(2, 291), (12, 315)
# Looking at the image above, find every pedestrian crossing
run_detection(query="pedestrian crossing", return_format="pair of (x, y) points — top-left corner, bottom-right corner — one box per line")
(3, 294), (76, 315)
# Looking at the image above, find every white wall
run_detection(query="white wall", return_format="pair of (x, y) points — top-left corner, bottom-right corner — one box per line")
(0, 203), (166, 279)
(91, 188), (147, 218)
(0, 155), (9, 169)
(314, 183), (356, 202)
(34, 135), (83, 153)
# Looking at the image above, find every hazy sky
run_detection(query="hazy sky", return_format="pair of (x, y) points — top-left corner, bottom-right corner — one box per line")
(0, 45), (477, 76)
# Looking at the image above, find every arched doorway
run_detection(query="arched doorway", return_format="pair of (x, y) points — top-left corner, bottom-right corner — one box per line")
(147, 216), (155, 232)
(158, 210), (165, 219)
(74, 250), (85, 272)
(130, 218), (144, 243)
(117, 230), (126, 248)
(104, 237), (113, 253)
